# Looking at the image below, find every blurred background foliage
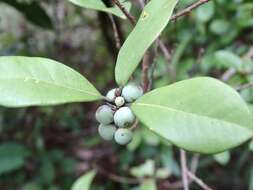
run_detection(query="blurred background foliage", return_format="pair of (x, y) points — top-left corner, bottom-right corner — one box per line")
(0, 0), (253, 189)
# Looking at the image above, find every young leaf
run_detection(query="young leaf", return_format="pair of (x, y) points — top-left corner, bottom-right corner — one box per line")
(115, 0), (178, 85)
(0, 0), (53, 29)
(132, 77), (253, 154)
(0, 56), (103, 107)
(71, 170), (96, 190)
(213, 151), (230, 165)
(67, 0), (131, 19)
(140, 179), (157, 190)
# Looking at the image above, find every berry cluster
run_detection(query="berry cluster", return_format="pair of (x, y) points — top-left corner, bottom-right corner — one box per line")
(95, 83), (143, 145)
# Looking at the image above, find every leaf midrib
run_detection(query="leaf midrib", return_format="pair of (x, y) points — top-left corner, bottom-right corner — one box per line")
(133, 102), (253, 132)
(0, 76), (100, 97)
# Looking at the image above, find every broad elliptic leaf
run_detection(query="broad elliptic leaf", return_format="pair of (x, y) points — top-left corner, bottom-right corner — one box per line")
(0, 0), (53, 29)
(71, 170), (96, 190)
(0, 56), (103, 107)
(67, 0), (131, 19)
(115, 0), (178, 85)
(132, 77), (253, 154)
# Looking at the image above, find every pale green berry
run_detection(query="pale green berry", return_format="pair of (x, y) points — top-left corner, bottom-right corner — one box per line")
(98, 124), (116, 140)
(95, 105), (114, 125)
(106, 88), (117, 102)
(114, 107), (135, 128)
(115, 96), (125, 107)
(122, 83), (143, 102)
(114, 128), (133, 145)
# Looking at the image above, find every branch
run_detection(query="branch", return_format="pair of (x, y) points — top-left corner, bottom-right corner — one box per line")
(111, 0), (136, 24)
(236, 82), (253, 91)
(170, 0), (211, 21)
(180, 150), (189, 190)
(142, 53), (150, 92)
(187, 170), (213, 190)
(108, 15), (121, 49)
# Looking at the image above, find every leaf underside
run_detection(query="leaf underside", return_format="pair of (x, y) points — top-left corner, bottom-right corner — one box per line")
(67, 0), (131, 19)
(0, 56), (102, 107)
(132, 77), (253, 154)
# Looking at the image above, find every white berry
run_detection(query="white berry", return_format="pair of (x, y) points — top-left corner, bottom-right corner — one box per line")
(106, 88), (117, 102)
(95, 105), (114, 125)
(115, 96), (125, 107)
(114, 107), (135, 128)
(122, 83), (143, 102)
(98, 124), (116, 141)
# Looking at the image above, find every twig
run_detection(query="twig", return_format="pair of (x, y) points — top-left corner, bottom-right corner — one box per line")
(221, 46), (253, 81)
(170, 0), (211, 21)
(221, 68), (236, 82)
(148, 40), (159, 90)
(111, 0), (136, 24)
(187, 170), (213, 190)
(180, 150), (189, 190)
(96, 166), (140, 184)
(190, 154), (199, 173)
(108, 15), (121, 49)
(130, 120), (139, 130)
(236, 81), (253, 91)
(142, 53), (150, 92)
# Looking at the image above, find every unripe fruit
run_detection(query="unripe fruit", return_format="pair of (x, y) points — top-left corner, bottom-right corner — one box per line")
(114, 107), (135, 127)
(122, 83), (143, 102)
(95, 105), (114, 125)
(114, 128), (133, 145)
(98, 124), (116, 141)
(115, 96), (125, 107)
(106, 88), (117, 102)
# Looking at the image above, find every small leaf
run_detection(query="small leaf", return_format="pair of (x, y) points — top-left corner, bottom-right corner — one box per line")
(0, 142), (30, 175)
(214, 50), (242, 70)
(0, 0), (53, 29)
(155, 168), (171, 179)
(0, 56), (103, 107)
(249, 139), (253, 151)
(71, 170), (96, 190)
(210, 19), (230, 35)
(67, 0), (131, 19)
(213, 151), (230, 165)
(132, 77), (253, 154)
(140, 179), (157, 190)
(115, 0), (178, 85)
(130, 159), (155, 178)
(195, 1), (215, 23)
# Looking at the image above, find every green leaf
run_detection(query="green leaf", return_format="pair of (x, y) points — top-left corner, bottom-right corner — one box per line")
(140, 179), (157, 190)
(155, 168), (171, 179)
(210, 19), (230, 35)
(67, 0), (131, 19)
(71, 170), (96, 190)
(195, 1), (215, 23)
(130, 159), (155, 178)
(0, 142), (30, 175)
(249, 139), (253, 151)
(213, 151), (230, 165)
(132, 77), (253, 154)
(0, 56), (103, 107)
(115, 0), (178, 85)
(214, 50), (242, 70)
(0, 0), (53, 29)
